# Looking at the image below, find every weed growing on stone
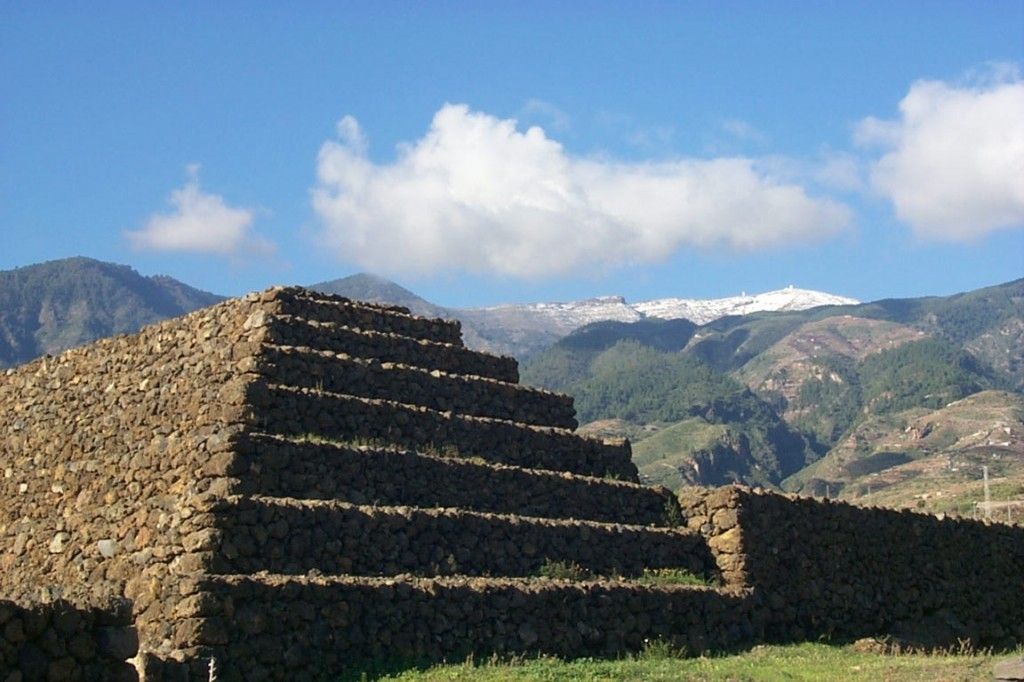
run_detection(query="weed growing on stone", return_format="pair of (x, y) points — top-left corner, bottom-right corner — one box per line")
(662, 500), (683, 527)
(297, 433), (391, 449)
(420, 442), (461, 458)
(635, 567), (711, 587)
(535, 559), (595, 581)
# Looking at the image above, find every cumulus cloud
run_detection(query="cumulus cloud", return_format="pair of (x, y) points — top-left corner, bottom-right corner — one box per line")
(856, 67), (1024, 240)
(312, 104), (850, 278)
(127, 165), (271, 255)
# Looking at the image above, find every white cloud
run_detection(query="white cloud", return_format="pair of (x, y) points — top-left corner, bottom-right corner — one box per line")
(126, 166), (270, 255)
(312, 104), (850, 278)
(856, 67), (1024, 240)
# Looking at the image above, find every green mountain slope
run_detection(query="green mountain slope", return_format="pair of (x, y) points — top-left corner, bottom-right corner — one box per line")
(0, 257), (223, 368)
(522, 338), (817, 487)
(522, 278), (1023, 492)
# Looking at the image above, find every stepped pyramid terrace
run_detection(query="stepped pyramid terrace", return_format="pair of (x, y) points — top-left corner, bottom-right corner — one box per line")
(2, 287), (1022, 680)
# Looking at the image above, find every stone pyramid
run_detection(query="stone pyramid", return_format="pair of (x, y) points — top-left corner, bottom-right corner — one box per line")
(2, 287), (742, 680)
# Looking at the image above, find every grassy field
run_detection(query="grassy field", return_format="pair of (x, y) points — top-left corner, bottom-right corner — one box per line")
(360, 642), (1021, 681)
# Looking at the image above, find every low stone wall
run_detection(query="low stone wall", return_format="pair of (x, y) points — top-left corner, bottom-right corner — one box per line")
(262, 314), (519, 383)
(170, 575), (753, 681)
(249, 383), (637, 479)
(269, 288), (462, 345)
(231, 434), (674, 526)
(0, 599), (137, 681)
(0, 293), (271, 658)
(258, 345), (576, 429)
(679, 486), (1024, 648)
(202, 496), (712, 579)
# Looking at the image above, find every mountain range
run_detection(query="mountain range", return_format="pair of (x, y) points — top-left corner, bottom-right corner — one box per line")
(0, 257), (223, 368)
(0, 258), (860, 368)
(520, 276), (1023, 515)
(312, 273), (857, 358)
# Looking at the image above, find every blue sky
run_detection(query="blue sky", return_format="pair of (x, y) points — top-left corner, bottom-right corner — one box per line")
(2, 2), (1022, 307)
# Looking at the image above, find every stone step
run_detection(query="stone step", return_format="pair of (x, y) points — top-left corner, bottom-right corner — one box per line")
(266, 287), (463, 346)
(256, 344), (576, 429)
(261, 314), (519, 383)
(167, 574), (751, 681)
(228, 433), (677, 526)
(246, 382), (637, 480)
(200, 496), (712, 579)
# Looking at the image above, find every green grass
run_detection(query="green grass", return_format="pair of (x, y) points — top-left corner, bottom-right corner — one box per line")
(366, 642), (1019, 681)
(634, 567), (711, 587)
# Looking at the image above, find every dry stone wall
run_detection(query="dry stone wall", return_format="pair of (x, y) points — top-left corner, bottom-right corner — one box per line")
(267, 288), (463, 345)
(262, 314), (519, 382)
(0, 292), (275, 658)
(247, 382), (636, 479)
(229, 433), (674, 525)
(169, 575), (752, 680)
(257, 344), (575, 428)
(199, 496), (712, 579)
(0, 598), (137, 681)
(679, 486), (1024, 648)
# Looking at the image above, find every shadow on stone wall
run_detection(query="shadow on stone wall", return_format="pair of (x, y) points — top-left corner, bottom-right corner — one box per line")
(0, 598), (137, 681)
(680, 485), (1024, 651)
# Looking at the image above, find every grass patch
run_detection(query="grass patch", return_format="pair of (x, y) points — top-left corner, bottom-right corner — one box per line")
(635, 567), (711, 587)
(368, 641), (1019, 681)
(534, 561), (713, 587)
(535, 560), (594, 581)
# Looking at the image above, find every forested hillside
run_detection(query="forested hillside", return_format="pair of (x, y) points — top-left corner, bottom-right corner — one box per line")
(0, 258), (222, 368)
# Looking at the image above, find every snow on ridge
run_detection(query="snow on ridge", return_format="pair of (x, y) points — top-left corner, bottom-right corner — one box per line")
(466, 285), (858, 331)
(635, 286), (859, 324)
(475, 295), (642, 329)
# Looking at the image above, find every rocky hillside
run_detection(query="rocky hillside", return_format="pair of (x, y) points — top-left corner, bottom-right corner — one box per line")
(786, 391), (1024, 516)
(522, 278), (1024, 508)
(0, 257), (222, 368)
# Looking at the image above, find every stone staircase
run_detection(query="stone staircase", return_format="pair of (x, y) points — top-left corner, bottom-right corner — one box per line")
(155, 288), (734, 679)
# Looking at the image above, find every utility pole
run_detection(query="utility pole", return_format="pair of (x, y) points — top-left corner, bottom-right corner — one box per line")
(983, 465), (991, 520)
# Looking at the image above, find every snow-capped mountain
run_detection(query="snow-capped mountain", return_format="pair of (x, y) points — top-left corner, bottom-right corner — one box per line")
(314, 273), (859, 358)
(635, 286), (860, 325)
(474, 286), (857, 330)
(474, 296), (643, 329)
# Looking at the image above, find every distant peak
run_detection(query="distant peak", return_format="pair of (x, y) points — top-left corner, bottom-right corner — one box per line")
(634, 286), (859, 325)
